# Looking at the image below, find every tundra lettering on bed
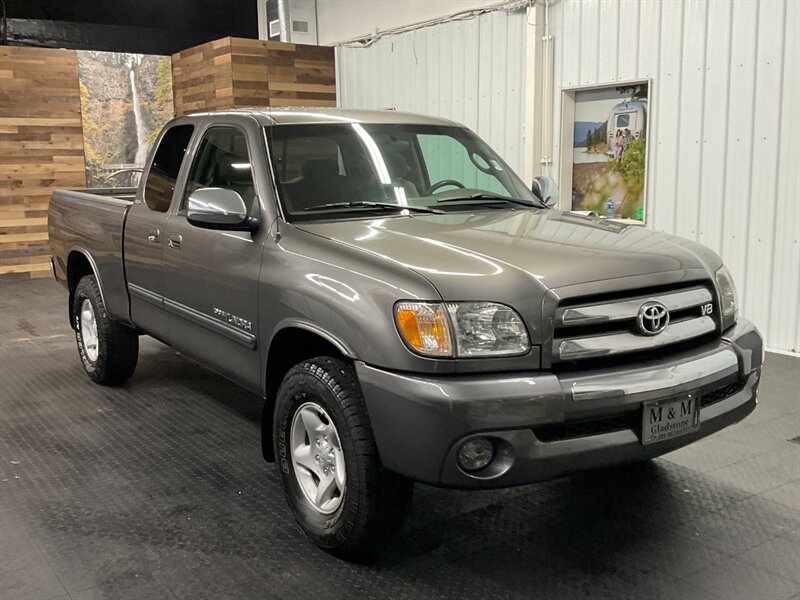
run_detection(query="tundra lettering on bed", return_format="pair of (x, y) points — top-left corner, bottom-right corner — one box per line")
(48, 108), (763, 559)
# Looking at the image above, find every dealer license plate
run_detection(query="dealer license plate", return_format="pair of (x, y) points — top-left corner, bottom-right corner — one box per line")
(641, 394), (700, 445)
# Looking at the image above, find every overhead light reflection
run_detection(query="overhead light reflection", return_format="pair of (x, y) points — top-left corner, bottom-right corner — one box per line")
(352, 123), (392, 185)
(269, 110), (356, 123)
(393, 185), (409, 206)
(400, 236), (504, 277)
(306, 274), (360, 302)
(355, 229), (380, 241)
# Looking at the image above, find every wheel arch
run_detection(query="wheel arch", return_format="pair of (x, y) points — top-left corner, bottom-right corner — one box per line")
(66, 249), (106, 329)
(261, 324), (355, 462)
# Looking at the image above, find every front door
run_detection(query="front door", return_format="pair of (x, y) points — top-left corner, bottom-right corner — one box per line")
(162, 123), (265, 392)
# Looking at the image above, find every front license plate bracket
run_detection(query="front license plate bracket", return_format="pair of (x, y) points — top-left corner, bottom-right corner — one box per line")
(642, 394), (700, 445)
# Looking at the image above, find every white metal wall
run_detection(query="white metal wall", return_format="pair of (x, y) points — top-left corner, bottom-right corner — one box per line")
(317, 0), (498, 45)
(334, 0), (799, 352)
(548, 0), (799, 352)
(336, 9), (528, 175)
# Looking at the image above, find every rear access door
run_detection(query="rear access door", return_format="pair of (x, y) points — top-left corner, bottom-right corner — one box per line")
(124, 122), (195, 338)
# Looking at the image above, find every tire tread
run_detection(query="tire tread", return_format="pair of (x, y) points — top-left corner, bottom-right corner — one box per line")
(74, 275), (138, 385)
(276, 356), (412, 560)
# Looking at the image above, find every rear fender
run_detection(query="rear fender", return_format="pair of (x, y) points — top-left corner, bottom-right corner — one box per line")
(66, 248), (107, 328)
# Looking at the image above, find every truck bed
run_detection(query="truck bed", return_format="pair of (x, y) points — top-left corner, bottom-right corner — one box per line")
(73, 187), (138, 202)
(48, 188), (137, 325)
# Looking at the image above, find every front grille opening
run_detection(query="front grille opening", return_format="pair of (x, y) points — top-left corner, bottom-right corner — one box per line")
(699, 377), (747, 407)
(532, 412), (639, 442)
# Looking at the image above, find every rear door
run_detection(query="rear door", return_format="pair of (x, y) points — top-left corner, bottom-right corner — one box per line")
(162, 118), (266, 392)
(124, 122), (194, 338)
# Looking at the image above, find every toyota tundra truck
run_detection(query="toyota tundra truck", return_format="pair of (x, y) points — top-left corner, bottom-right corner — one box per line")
(48, 109), (763, 558)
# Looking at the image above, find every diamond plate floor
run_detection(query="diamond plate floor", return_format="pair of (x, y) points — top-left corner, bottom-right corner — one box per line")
(1, 279), (798, 600)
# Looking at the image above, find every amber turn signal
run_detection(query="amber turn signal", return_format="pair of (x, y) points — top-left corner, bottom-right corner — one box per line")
(394, 302), (453, 357)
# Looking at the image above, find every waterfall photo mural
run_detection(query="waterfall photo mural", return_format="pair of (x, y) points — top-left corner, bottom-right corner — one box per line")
(77, 51), (174, 187)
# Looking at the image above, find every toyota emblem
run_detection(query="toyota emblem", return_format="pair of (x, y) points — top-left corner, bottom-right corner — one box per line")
(637, 301), (669, 336)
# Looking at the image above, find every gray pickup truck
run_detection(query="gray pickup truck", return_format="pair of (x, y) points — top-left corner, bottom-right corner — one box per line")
(49, 108), (763, 558)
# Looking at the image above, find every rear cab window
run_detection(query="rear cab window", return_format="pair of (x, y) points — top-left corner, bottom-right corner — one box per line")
(143, 124), (194, 212)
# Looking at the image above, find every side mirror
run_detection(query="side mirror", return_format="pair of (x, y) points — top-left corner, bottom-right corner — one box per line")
(186, 188), (258, 231)
(531, 176), (559, 209)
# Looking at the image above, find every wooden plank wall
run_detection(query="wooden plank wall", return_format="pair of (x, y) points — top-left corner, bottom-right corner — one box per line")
(0, 46), (87, 280)
(171, 37), (235, 116)
(172, 37), (335, 116)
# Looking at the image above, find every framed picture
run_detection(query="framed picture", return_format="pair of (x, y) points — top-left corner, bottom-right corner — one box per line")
(77, 51), (174, 188)
(558, 80), (651, 222)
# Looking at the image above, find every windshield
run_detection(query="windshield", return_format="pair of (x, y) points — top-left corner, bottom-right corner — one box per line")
(265, 123), (538, 221)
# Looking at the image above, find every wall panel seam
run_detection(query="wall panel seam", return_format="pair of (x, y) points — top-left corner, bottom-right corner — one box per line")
(767, 0), (790, 344)
(694, 0), (711, 241)
(740, 0), (762, 309)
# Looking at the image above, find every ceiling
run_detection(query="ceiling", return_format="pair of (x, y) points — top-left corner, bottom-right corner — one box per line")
(2, 0), (259, 55)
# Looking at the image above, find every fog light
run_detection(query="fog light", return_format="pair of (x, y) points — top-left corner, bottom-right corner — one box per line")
(457, 438), (494, 471)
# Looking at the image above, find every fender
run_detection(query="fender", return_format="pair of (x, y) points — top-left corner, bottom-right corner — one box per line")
(67, 247), (109, 321)
(268, 318), (357, 359)
(260, 319), (358, 462)
(261, 318), (358, 397)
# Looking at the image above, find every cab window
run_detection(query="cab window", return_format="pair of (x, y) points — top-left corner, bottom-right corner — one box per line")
(182, 127), (256, 212)
(144, 124), (194, 212)
(265, 123), (536, 220)
(416, 134), (507, 196)
(271, 134), (344, 182)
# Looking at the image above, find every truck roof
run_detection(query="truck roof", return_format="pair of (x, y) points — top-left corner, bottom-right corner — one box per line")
(181, 107), (460, 127)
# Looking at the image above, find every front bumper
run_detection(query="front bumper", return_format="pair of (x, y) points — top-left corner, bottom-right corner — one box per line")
(357, 318), (763, 488)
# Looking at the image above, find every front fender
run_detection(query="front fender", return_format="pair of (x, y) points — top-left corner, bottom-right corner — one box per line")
(258, 224), (454, 378)
(269, 318), (357, 358)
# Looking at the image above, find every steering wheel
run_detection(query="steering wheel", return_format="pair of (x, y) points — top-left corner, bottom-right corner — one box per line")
(425, 179), (466, 195)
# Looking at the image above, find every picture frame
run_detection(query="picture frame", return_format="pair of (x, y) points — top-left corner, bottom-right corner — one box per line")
(557, 78), (652, 224)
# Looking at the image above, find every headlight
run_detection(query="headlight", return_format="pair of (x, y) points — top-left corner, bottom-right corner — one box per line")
(715, 266), (738, 319)
(394, 301), (529, 357)
(446, 302), (529, 356)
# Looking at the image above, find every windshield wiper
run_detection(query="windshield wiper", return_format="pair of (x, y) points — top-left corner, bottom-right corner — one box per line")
(304, 201), (443, 214)
(436, 194), (543, 208)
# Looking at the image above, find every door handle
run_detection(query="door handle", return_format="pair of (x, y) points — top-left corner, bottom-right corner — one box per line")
(168, 233), (182, 249)
(147, 229), (160, 244)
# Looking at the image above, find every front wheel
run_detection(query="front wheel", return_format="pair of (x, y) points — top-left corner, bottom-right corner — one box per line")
(73, 274), (139, 385)
(275, 357), (413, 560)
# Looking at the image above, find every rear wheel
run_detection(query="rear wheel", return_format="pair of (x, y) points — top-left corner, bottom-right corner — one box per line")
(73, 275), (138, 385)
(275, 357), (413, 560)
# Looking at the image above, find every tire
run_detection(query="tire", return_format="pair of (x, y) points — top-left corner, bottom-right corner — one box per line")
(73, 274), (138, 385)
(275, 357), (413, 560)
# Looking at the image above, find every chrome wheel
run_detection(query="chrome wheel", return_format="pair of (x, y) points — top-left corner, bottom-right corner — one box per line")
(79, 299), (99, 362)
(290, 401), (346, 514)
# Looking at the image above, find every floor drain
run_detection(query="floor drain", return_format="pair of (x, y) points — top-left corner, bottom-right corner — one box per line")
(790, 436), (800, 445)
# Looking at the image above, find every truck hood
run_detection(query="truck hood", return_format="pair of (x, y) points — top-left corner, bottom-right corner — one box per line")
(298, 209), (720, 290)
(297, 209), (721, 340)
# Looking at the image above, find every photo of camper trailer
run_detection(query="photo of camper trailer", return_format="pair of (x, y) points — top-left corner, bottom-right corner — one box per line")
(571, 82), (648, 221)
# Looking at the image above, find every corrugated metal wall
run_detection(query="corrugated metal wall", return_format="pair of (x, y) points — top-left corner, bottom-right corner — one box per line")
(549, 0), (799, 352)
(334, 0), (799, 352)
(335, 9), (528, 175)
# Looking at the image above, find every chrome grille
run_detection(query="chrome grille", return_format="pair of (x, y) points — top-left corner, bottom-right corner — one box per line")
(553, 285), (718, 363)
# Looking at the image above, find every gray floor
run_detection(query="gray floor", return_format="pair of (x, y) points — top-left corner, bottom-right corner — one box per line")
(1, 278), (798, 600)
